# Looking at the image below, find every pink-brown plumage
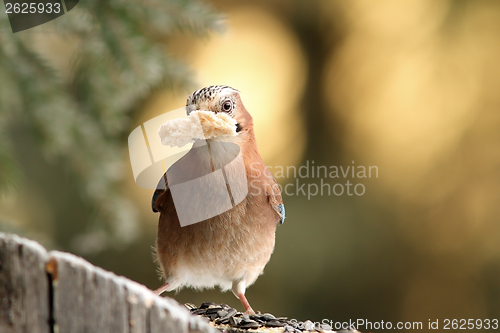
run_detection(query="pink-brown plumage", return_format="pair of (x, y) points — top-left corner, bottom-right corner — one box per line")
(152, 86), (284, 313)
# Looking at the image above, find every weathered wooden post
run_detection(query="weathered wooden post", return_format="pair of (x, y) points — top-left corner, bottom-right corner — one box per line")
(0, 233), (218, 333)
(0, 233), (49, 333)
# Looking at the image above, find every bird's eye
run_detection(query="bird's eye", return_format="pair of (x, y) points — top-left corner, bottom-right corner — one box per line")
(222, 100), (233, 112)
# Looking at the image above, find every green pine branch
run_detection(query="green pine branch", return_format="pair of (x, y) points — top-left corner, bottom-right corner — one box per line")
(0, 0), (223, 248)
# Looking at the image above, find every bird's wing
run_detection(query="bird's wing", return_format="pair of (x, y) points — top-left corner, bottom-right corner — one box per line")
(265, 169), (285, 225)
(152, 173), (168, 213)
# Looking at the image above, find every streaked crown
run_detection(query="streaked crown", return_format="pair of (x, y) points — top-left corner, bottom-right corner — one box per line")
(186, 85), (239, 115)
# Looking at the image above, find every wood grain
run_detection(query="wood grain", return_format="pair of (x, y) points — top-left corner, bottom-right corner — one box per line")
(0, 233), (219, 333)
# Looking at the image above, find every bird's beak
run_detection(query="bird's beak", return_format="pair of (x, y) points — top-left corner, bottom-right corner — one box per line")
(186, 105), (197, 115)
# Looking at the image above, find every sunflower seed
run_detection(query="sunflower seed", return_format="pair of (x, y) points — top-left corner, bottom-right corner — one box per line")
(200, 302), (216, 309)
(215, 308), (237, 324)
(266, 320), (286, 327)
(191, 308), (207, 315)
(229, 316), (241, 326)
(184, 303), (197, 310)
(263, 313), (276, 320)
(205, 306), (223, 314)
(216, 310), (228, 317)
(239, 320), (260, 329)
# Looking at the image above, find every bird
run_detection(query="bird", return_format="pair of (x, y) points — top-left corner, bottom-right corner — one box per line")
(151, 85), (285, 314)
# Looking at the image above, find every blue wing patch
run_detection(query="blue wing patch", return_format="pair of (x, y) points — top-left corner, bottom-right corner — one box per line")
(152, 175), (167, 213)
(152, 189), (163, 213)
(277, 203), (285, 224)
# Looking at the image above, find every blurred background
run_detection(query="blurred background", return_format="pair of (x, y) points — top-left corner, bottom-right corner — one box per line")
(1, 0), (500, 331)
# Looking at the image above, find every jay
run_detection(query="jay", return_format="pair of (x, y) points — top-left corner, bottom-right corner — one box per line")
(151, 85), (285, 314)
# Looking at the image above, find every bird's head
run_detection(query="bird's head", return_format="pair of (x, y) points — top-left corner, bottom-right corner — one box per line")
(186, 85), (253, 134)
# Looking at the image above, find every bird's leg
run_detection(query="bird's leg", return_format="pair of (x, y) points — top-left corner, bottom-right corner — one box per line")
(237, 292), (255, 315)
(232, 281), (255, 314)
(154, 283), (170, 295)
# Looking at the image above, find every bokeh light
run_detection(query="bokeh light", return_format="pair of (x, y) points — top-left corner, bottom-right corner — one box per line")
(2, 1), (500, 331)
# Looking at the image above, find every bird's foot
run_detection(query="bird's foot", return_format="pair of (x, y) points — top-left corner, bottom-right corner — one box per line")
(237, 292), (255, 315)
(244, 308), (256, 315)
(153, 283), (170, 295)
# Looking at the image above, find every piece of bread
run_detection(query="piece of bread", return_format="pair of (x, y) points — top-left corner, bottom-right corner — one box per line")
(158, 111), (237, 147)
